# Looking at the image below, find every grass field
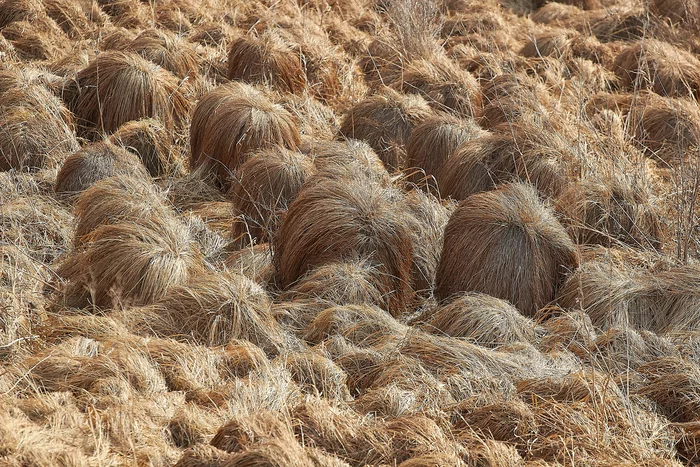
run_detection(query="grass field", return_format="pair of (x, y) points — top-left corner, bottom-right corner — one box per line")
(3, 0), (700, 465)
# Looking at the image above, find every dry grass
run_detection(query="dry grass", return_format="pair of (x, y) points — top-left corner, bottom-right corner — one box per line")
(54, 139), (150, 197)
(614, 39), (700, 99)
(307, 138), (390, 183)
(436, 183), (579, 317)
(229, 146), (314, 245)
(128, 28), (199, 79)
(652, 0), (700, 27)
(56, 216), (200, 309)
(389, 54), (482, 118)
(274, 178), (414, 317)
(130, 270), (283, 352)
(304, 304), (407, 347)
(403, 189), (454, 294)
(73, 174), (175, 244)
(6, 0), (700, 465)
(0, 105), (79, 172)
(555, 175), (662, 250)
(66, 50), (190, 138)
(227, 30), (306, 95)
(109, 118), (185, 177)
(405, 114), (487, 188)
(338, 86), (433, 172)
(279, 260), (387, 321)
(438, 124), (573, 201)
(423, 293), (538, 347)
(189, 82), (301, 189)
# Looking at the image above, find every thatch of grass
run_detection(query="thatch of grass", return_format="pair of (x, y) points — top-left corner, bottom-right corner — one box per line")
(174, 443), (233, 467)
(436, 183), (579, 317)
(138, 270), (283, 352)
(452, 396), (537, 444)
(0, 0), (44, 28)
(274, 351), (351, 401)
(614, 39), (700, 99)
(219, 438), (314, 466)
(403, 189), (455, 294)
(224, 242), (274, 285)
(189, 82), (301, 189)
(648, 265), (700, 333)
(210, 410), (295, 453)
(278, 94), (340, 140)
(382, 415), (457, 464)
(539, 309), (597, 359)
(0, 195), (74, 263)
(337, 87), (433, 172)
(638, 357), (700, 423)
(67, 50), (190, 138)
(438, 128), (570, 201)
(291, 396), (383, 464)
(555, 260), (651, 330)
(44, 0), (97, 39)
(0, 105), (78, 172)
(651, 0), (700, 26)
(227, 31), (306, 95)
(279, 260), (387, 317)
(274, 178), (414, 317)
(592, 326), (678, 374)
(128, 28), (199, 79)
(423, 293), (538, 347)
(389, 55), (482, 118)
(625, 93), (700, 159)
(189, 21), (237, 48)
(479, 73), (553, 129)
(73, 174), (175, 245)
(96, 0), (150, 28)
(530, 2), (586, 25)
(520, 29), (612, 66)
(588, 6), (655, 43)
(109, 118), (184, 178)
(304, 304), (407, 347)
(1, 17), (67, 61)
(98, 26), (137, 50)
(405, 114), (487, 189)
(229, 146), (314, 245)
(555, 176), (662, 250)
(54, 140), (149, 197)
(57, 217), (199, 309)
(307, 138), (389, 184)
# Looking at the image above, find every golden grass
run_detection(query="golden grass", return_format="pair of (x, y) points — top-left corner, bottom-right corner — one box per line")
(274, 178), (414, 317)
(57, 216), (200, 309)
(229, 146), (314, 245)
(54, 139), (150, 197)
(436, 183), (579, 317)
(338, 87), (433, 172)
(5, 1), (700, 466)
(67, 50), (190, 138)
(189, 82), (301, 189)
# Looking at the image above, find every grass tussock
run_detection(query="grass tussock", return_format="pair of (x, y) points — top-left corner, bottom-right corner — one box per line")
(189, 82), (301, 189)
(436, 183), (579, 317)
(67, 50), (190, 139)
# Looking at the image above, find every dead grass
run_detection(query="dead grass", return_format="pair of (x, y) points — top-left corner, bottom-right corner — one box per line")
(56, 216), (200, 309)
(54, 139), (150, 197)
(274, 177), (415, 317)
(4, 0), (700, 465)
(66, 50), (191, 139)
(189, 82), (301, 189)
(436, 183), (579, 317)
(229, 146), (314, 245)
(338, 86), (433, 172)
